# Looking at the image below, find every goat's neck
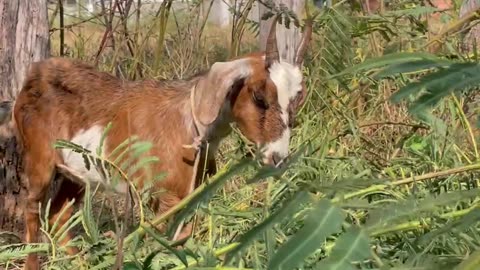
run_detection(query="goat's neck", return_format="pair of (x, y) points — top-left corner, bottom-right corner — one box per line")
(188, 101), (234, 157)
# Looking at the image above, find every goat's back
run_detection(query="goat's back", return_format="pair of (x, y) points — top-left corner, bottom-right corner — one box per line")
(13, 57), (198, 198)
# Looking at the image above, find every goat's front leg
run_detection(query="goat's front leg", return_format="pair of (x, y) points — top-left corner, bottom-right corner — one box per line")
(23, 151), (55, 270)
(148, 191), (193, 242)
(206, 157), (217, 177)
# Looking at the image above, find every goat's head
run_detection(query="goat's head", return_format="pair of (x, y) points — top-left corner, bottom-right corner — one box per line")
(192, 15), (312, 168)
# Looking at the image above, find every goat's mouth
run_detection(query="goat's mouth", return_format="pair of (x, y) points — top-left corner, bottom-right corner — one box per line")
(262, 152), (287, 169)
(249, 143), (288, 169)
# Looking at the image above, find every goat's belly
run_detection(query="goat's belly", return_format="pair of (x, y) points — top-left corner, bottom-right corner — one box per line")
(58, 125), (128, 193)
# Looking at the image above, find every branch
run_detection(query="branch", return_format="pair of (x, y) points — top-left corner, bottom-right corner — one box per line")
(331, 163), (480, 202)
(49, 12), (105, 33)
(424, 7), (480, 50)
(357, 121), (430, 130)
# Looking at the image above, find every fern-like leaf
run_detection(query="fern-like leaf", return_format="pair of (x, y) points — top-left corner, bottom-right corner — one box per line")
(267, 199), (346, 270)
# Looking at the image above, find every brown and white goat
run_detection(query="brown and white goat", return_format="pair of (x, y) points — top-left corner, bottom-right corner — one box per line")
(0, 17), (312, 270)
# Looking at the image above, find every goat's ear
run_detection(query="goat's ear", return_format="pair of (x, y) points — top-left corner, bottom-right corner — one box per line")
(193, 59), (251, 126)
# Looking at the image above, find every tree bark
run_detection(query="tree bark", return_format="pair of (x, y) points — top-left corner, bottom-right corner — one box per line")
(459, 0), (480, 53)
(0, 0), (50, 237)
(204, 0), (231, 28)
(258, 0), (305, 64)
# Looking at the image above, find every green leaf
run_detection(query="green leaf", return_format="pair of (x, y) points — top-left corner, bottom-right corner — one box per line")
(385, 6), (439, 16)
(408, 64), (480, 115)
(123, 262), (141, 270)
(455, 249), (480, 270)
(315, 7), (354, 87)
(0, 243), (50, 261)
(142, 225), (188, 267)
(54, 134), (160, 192)
(315, 227), (371, 270)
(167, 159), (253, 238)
(374, 59), (451, 79)
(126, 156), (160, 178)
(268, 199), (346, 270)
(111, 141), (149, 166)
(118, 141), (155, 170)
(330, 52), (440, 78)
(52, 209), (83, 245)
(82, 182), (100, 243)
(54, 139), (92, 154)
(108, 135), (140, 160)
(224, 190), (312, 265)
(142, 249), (163, 270)
(365, 189), (480, 232)
(389, 65), (454, 104)
(97, 122), (113, 156)
(417, 208), (480, 246)
(385, 61), (480, 118)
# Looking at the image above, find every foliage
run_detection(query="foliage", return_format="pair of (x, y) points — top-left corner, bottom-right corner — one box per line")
(2, 0), (480, 269)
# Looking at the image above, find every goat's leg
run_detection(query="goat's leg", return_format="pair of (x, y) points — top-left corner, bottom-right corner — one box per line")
(47, 177), (84, 255)
(23, 152), (55, 270)
(206, 158), (217, 176)
(173, 222), (193, 242)
(149, 192), (193, 242)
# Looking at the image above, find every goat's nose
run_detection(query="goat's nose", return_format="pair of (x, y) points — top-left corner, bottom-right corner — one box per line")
(271, 152), (284, 168)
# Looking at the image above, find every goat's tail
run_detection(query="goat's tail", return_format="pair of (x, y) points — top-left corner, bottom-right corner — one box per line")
(0, 100), (13, 126)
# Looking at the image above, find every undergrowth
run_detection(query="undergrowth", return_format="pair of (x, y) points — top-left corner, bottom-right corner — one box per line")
(2, 0), (480, 269)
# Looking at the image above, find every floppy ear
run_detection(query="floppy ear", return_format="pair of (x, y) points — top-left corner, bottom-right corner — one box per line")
(193, 58), (252, 126)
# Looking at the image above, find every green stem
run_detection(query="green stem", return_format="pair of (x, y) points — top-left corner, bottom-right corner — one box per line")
(369, 203), (479, 237)
(332, 163), (480, 202)
(124, 160), (234, 245)
(171, 242), (242, 270)
(451, 94), (479, 159)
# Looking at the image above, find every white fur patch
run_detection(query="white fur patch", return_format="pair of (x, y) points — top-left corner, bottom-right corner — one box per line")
(60, 125), (126, 193)
(262, 61), (303, 162)
(262, 128), (291, 165)
(268, 61), (303, 124)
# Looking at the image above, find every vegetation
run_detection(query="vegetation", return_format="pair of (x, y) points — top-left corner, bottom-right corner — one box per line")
(2, 0), (480, 269)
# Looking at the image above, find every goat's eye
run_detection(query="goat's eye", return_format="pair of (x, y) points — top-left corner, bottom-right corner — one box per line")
(252, 91), (268, 110)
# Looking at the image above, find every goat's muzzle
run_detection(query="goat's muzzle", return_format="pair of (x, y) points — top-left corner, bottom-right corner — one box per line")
(263, 151), (287, 169)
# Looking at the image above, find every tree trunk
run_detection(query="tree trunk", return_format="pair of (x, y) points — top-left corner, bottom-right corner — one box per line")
(258, 0), (305, 64)
(459, 0), (480, 54)
(0, 0), (50, 238)
(203, 0), (231, 28)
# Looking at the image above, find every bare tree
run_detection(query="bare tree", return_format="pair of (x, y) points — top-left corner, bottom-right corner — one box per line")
(258, 0), (305, 64)
(0, 0), (50, 236)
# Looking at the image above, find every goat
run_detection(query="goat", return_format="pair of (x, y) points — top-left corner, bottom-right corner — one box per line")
(0, 16), (313, 270)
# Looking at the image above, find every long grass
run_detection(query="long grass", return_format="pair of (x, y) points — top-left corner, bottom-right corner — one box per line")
(2, 0), (480, 269)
